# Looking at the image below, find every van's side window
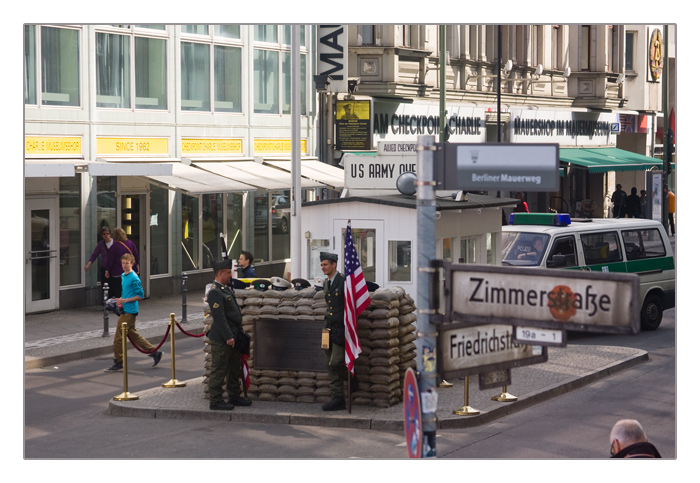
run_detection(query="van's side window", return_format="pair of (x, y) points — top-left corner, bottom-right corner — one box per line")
(622, 229), (666, 260)
(547, 236), (578, 267)
(581, 231), (622, 265)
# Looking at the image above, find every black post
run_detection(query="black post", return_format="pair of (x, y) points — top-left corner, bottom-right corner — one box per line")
(497, 25), (502, 143)
(181, 272), (188, 323)
(102, 282), (110, 337)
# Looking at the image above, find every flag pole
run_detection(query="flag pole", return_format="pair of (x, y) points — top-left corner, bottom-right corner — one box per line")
(347, 219), (352, 414)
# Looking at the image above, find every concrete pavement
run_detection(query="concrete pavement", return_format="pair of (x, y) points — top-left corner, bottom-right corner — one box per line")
(25, 293), (649, 431)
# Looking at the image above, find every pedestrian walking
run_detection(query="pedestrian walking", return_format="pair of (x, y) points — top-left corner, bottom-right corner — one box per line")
(105, 228), (140, 298)
(85, 226), (113, 287)
(611, 184), (627, 218)
(667, 188), (675, 235)
(104, 253), (162, 372)
(625, 187), (641, 218)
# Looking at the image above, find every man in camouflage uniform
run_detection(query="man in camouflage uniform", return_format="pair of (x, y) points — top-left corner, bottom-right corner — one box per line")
(207, 259), (252, 410)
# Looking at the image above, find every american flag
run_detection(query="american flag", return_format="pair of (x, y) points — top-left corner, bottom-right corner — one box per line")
(344, 224), (371, 374)
(241, 354), (250, 390)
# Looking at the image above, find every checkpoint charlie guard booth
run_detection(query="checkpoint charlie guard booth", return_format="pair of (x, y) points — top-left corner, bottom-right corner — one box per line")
(299, 140), (519, 301)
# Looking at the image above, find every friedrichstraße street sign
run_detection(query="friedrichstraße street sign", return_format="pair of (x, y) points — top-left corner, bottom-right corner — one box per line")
(437, 323), (548, 380)
(435, 262), (640, 335)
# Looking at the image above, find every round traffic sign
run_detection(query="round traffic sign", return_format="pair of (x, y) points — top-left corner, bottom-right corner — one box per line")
(403, 368), (422, 458)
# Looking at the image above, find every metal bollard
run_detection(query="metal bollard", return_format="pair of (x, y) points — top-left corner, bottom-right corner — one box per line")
(492, 385), (517, 402)
(162, 313), (186, 388)
(102, 282), (110, 337)
(113, 322), (139, 401)
(452, 376), (480, 416)
(181, 273), (188, 323)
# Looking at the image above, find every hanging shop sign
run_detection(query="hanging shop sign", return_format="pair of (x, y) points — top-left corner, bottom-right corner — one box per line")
(649, 27), (663, 82)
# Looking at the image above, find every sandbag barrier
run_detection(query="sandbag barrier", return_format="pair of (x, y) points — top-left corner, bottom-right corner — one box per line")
(201, 286), (417, 408)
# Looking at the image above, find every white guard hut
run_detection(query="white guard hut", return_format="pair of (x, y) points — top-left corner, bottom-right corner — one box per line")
(301, 158), (516, 301)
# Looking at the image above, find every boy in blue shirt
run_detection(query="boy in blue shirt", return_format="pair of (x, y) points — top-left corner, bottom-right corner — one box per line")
(105, 253), (163, 372)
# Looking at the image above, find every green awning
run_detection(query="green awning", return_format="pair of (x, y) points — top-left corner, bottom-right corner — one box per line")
(560, 147), (664, 173)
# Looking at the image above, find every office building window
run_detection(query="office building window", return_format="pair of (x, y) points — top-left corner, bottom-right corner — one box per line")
(181, 41), (211, 111)
(255, 25), (308, 115)
(180, 29), (242, 113)
(24, 25), (37, 104)
(40, 26), (80, 106)
(215, 25), (240, 39)
(581, 26), (591, 71)
(625, 31), (636, 72)
(359, 25), (375, 46)
(96, 32), (131, 108)
(135, 37), (167, 110)
(182, 25), (209, 36)
(214, 45), (242, 112)
(254, 49), (279, 113)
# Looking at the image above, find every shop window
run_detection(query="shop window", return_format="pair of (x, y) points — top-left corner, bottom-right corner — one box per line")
(225, 193), (243, 260)
(149, 186), (170, 276)
(202, 194), (223, 269)
(181, 194), (199, 271)
(460, 237), (478, 264)
(40, 26), (80, 106)
(389, 241), (411, 282)
(59, 175), (81, 286)
(96, 177), (117, 231)
(308, 239), (330, 280)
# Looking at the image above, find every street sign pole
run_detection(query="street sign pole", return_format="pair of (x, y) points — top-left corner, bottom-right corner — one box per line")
(416, 135), (438, 457)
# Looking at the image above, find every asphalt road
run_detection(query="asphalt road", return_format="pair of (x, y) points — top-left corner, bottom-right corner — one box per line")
(23, 307), (679, 479)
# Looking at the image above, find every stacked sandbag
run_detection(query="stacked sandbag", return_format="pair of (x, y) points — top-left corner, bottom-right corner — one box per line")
(203, 284), (417, 408)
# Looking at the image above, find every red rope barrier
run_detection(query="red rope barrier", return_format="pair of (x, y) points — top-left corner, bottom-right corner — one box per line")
(176, 322), (207, 338)
(127, 324), (171, 354)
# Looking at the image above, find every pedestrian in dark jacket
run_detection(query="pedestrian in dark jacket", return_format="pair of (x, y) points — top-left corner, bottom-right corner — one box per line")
(625, 187), (642, 218)
(610, 419), (662, 458)
(105, 228), (140, 298)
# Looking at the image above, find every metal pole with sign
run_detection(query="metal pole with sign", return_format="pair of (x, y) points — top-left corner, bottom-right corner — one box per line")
(415, 135), (438, 457)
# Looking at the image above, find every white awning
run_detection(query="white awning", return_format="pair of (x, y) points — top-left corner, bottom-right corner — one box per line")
(25, 158), (87, 177)
(186, 158), (324, 190)
(146, 163), (255, 193)
(88, 162), (174, 176)
(263, 158), (345, 188)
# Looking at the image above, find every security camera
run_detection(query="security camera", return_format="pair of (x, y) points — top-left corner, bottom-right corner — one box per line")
(313, 75), (332, 90)
(347, 78), (360, 95)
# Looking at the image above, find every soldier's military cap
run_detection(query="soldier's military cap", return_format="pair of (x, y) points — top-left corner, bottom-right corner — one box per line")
(320, 251), (338, 262)
(251, 279), (271, 291)
(291, 278), (311, 290)
(212, 259), (232, 272)
(270, 276), (292, 290)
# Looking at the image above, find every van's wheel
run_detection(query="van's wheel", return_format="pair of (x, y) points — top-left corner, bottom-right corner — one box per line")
(640, 294), (663, 331)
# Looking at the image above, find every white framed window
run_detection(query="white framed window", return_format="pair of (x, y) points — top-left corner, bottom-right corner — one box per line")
(94, 25), (168, 110)
(625, 30), (636, 73)
(181, 26), (243, 113)
(389, 240), (412, 282)
(35, 25), (81, 107)
(254, 25), (308, 115)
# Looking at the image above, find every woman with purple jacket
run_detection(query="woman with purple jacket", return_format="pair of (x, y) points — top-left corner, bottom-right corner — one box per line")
(85, 226), (113, 286)
(105, 227), (140, 298)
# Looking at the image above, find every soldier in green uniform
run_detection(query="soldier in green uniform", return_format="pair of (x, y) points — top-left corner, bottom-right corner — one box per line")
(207, 259), (252, 410)
(320, 251), (350, 411)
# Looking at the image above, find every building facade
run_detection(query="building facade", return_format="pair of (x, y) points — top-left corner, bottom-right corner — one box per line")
(321, 24), (675, 218)
(24, 24), (324, 313)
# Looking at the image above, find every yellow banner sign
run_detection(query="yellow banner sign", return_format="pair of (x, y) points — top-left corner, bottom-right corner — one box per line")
(181, 138), (243, 154)
(96, 137), (169, 155)
(25, 136), (82, 156)
(254, 139), (307, 154)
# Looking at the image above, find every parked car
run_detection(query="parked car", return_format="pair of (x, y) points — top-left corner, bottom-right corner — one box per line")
(254, 194), (290, 234)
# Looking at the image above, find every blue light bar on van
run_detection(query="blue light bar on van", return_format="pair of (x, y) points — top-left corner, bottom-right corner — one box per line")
(508, 213), (571, 226)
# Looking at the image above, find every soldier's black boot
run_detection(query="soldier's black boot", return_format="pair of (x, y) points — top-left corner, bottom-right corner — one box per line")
(322, 396), (346, 411)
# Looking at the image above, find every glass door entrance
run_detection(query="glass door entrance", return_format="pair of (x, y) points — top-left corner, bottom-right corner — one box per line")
(25, 198), (58, 313)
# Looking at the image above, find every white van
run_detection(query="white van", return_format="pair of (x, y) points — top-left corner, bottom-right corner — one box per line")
(501, 213), (675, 330)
